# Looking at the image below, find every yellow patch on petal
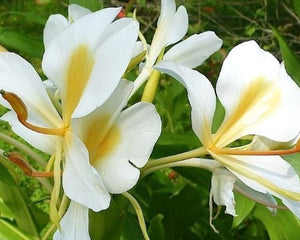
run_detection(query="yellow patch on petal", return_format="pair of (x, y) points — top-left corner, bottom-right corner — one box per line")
(213, 76), (281, 148)
(83, 115), (121, 166)
(63, 44), (95, 125)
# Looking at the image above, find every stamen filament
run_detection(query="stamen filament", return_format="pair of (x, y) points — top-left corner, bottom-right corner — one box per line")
(211, 145), (300, 156)
(1, 90), (66, 136)
(5, 152), (56, 178)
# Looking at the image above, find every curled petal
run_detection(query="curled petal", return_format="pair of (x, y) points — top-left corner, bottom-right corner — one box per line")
(212, 168), (237, 216)
(156, 61), (215, 145)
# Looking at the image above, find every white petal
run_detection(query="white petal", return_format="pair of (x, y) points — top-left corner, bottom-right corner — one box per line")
(1, 112), (57, 154)
(63, 131), (110, 211)
(71, 18), (139, 118)
(94, 102), (161, 194)
(165, 6), (188, 46)
(68, 4), (92, 22)
(149, 1), (187, 65)
(53, 201), (90, 240)
(164, 31), (222, 68)
(215, 41), (300, 146)
(213, 153), (300, 211)
(132, 41), (145, 58)
(0, 52), (62, 128)
(42, 9), (138, 120)
(155, 61), (215, 145)
(43, 14), (68, 49)
(212, 168), (237, 216)
(73, 80), (133, 145)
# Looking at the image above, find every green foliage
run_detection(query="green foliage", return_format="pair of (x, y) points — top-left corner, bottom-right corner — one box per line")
(69, 0), (102, 11)
(0, 27), (44, 58)
(272, 27), (300, 85)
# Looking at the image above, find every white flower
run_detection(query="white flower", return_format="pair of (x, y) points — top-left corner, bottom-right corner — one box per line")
(132, 0), (222, 94)
(156, 40), (300, 218)
(0, 7), (139, 211)
(54, 80), (161, 239)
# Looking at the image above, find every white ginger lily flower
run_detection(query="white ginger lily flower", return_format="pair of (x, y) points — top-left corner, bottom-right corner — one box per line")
(156, 40), (300, 218)
(0, 7), (139, 212)
(132, 0), (222, 94)
(54, 80), (161, 239)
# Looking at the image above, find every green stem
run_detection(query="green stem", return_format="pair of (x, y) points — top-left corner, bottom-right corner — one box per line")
(122, 192), (150, 240)
(141, 69), (161, 102)
(0, 131), (47, 167)
(141, 158), (220, 177)
(141, 147), (208, 175)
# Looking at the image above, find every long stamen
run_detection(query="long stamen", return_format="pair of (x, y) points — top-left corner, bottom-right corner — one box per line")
(210, 140), (300, 156)
(4, 152), (55, 178)
(0, 90), (66, 136)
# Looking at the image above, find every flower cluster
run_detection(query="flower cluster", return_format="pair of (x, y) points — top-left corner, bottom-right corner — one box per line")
(0, 0), (300, 239)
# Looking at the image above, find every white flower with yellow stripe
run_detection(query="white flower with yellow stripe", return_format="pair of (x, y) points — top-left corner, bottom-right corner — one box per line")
(0, 6), (161, 238)
(156, 40), (300, 218)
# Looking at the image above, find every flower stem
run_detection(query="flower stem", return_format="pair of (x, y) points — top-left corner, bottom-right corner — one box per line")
(0, 131), (47, 167)
(141, 158), (220, 177)
(122, 192), (150, 240)
(141, 147), (208, 175)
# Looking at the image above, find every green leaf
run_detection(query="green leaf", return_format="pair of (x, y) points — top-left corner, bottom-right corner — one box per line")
(232, 192), (256, 228)
(294, 0), (300, 17)
(69, 0), (101, 11)
(272, 27), (300, 85)
(253, 204), (300, 240)
(0, 219), (34, 240)
(0, 27), (44, 58)
(148, 214), (166, 240)
(0, 164), (40, 239)
(89, 195), (128, 240)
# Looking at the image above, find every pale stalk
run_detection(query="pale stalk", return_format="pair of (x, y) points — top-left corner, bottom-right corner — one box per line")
(122, 192), (150, 240)
(141, 158), (219, 177)
(141, 69), (161, 102)
(141, 146), (208, 174)
(0, 131), (47, 167)
(0, 149), (52, 192)
(42, 195), (69, 240)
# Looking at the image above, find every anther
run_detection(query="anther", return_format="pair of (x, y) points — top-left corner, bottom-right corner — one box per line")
(4, 152), (55, 178)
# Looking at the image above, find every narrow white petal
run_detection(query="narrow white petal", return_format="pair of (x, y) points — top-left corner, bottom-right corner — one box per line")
(165, 6), (188, 46)
(149, 1), (187, 65)
(164, 31), (222, 68)
(0, 52), (62, 128)
(68, 4), (92, 22)
(212, 169), (237, 216)
(155, 61), (215, 145)
(63, 131), (110, 211)
(53, 201), (90, 240)
(43, 14), (68, 49)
